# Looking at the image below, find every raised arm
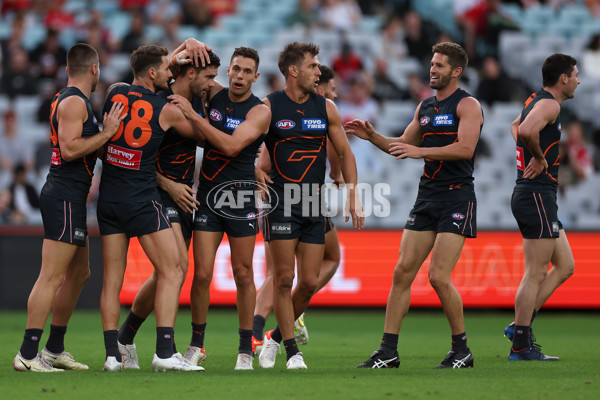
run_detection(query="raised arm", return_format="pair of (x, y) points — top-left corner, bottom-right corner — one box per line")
(345, 103), (423, 154)
(169, 94), (271, 156)
(58, 97), (125, 162)
(389, 97), (482, 161)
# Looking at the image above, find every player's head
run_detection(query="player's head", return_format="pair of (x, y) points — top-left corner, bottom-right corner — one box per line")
(105, 81), (129, 101)
(278, 42), (321, 93)
(542, 53), (579, 99)
(130, 45), (171, 91)
(66, 43), (100, 91)
(317, 65), (337, 101)
(429, 42), (468, 90)
(228, 47), (260, 99)
(178, 50), (221, 98)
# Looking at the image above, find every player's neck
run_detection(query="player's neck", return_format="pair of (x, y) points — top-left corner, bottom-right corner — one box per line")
(543, 86), (566, 105)
(435, 82), (459, 102)
(284, 84), (309, 104)
(171, 80), (192, 100)
(67, 78), (91, 98)
(228, 90), (252, 103)
(132, 77), (156, 93)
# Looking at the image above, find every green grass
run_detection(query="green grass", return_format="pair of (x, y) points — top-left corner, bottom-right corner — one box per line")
(1, 309), (599, 399)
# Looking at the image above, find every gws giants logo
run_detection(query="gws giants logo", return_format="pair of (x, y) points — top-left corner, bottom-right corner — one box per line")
(207, 180), (279, 220)
(210, 109), (223, 121)
(420, 116), (430, 126)
(276, 120), (295, 129)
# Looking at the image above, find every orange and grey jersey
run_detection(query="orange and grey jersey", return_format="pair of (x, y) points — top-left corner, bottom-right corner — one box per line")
(416, 88), (481, 201)
(515, 89), (561, 193)
(156, 86), (202, 187)
(199, 89), (265, 190)
(99, 84), (168, 202)
(265, 90), (328, 192)
(42, 86), (100, 203)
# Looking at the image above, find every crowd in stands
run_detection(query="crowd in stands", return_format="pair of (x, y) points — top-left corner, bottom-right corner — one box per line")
(1, 0), (599, 228)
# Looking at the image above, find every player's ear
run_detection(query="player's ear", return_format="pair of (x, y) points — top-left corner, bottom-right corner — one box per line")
(253, 71), (260, 82)
(289, 64), (298, 78)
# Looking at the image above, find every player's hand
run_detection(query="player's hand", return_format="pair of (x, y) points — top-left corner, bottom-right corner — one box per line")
(345, 186), (365, 229)
(102, 101), (127, 138)
(165, 180), (199, 213)
(184, 38), (212, 67)
(389, 142), (422, 159)
(523, 156), (548, 179)
(255, 167), (272, 201)
(168, 94), (197, 120)
(330, 171), (344, 189)
(344, 119), (375, 140)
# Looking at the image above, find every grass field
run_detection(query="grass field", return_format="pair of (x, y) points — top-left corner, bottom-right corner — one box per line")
(1, 308), (599, 399)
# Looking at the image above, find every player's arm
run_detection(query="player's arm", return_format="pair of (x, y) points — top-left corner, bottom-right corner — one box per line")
(58, 97), (125, 162)
(326, 137), (343, 187)
(344, 103), (423, 154)
(170, 94), (271, 156)
(390, 97), (482, 161)
(159, 102), (207, 145)
(156, 172), (199, 213)
(510, 113), (521, 142)
(327, 99), (364, 229)
(518, 98), (560, 178)
(169, 38), (212, 68)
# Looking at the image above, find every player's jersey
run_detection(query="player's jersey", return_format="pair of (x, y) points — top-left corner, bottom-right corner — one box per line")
(99, 84), (168, 202)
(156, 86), (202, 187)
(416, 88), (481, 201)
(514, 89), (561, 193)
(264, 90), (328, 192)
(199, 89), (265, 190)
(42, 86), (100, 203)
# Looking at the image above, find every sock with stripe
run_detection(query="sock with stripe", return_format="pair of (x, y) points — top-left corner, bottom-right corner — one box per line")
(451, 332), (468, 352)
(118, 310), (145, 345)
(190, 322), (206, 348)
(379, 332), (399, 355)
(283, 338), (300, 361)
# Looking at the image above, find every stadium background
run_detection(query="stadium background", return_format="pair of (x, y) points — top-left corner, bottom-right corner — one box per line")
(1, 0), (599, 309)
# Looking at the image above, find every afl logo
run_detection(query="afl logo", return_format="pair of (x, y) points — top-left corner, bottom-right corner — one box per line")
(246, 212), (256, 220)
(276, 120), (295, 129)
(210, 109), (223, 121)
(420, 116), (430, 126)
(452, 213), (465, 220)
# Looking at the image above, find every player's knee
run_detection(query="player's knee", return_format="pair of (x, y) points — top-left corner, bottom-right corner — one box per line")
(561, 260), (575, 281)
(193, 268), (213, 288)
(232, 265), (253, 288)
(275, 274), (295, 291)
(296, 278), (318, 297)
(428, 270), (451, 290)
(77, 266), (91, 285)
(391, 263), (412, 286)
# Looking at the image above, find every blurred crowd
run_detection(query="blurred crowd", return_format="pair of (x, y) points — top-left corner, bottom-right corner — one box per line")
(1, 0), (599, 225)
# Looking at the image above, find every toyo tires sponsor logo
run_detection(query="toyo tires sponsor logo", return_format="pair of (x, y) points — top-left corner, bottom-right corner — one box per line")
(207, 180), (278, 220)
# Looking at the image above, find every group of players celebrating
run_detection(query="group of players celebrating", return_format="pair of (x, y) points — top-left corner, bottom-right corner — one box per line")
(13, 35), (578, 372)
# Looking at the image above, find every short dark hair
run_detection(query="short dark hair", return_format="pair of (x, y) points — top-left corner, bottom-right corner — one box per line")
(278, 42), (320, 78)
(542, 53), (577, 87)
(130, 45), (169, 77)
(432, 42), (468, 74)
(178, 49), (221, 77)
(231, 47), (260, 71)
(67, 43), (99, 76)
(318, 65), (335, 85)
